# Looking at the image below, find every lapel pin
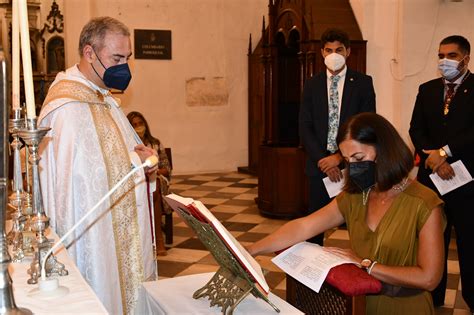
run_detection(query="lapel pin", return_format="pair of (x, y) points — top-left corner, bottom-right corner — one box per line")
(464, 89), (468, 93)
(350, 77), (354, 81)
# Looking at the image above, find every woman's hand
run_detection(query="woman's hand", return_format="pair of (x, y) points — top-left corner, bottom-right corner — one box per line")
(323, 247), (362, 265)
(244, 245), (254, 256)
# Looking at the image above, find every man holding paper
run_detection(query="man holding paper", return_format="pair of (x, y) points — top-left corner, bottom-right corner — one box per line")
(299, 28), (375, 245)
(409, 35), (474, 311)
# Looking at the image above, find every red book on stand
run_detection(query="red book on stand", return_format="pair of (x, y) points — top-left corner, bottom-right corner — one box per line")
(164, 193), (270, 296)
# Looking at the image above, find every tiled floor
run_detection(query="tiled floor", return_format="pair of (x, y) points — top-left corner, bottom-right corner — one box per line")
(157, 171), (471, 315)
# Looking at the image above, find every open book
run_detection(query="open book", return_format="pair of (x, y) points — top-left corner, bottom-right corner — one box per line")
(164, 193), (270, 295)
(272, 242), (356, 293)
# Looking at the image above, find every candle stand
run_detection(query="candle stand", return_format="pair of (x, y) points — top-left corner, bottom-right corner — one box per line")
(0, 48), (32, 314)
(17, 119), (68, 285)
(7, 109), (34, 262)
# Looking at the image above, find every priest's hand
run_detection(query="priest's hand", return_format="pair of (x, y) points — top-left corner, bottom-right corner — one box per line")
(134, 144), (159, 174)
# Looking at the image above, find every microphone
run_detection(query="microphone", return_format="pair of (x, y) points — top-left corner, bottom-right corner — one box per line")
(29, 155), (158, 298)
(143, 155), (159, 168)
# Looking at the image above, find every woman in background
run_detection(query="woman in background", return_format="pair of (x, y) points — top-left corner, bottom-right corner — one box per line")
(127, 111), (171, 256)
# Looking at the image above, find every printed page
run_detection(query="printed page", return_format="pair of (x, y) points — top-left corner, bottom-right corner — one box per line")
(272, 242), (355, 293)
(429, 160), (473, 195)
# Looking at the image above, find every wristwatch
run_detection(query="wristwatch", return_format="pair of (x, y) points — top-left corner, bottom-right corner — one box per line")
(439, 148), (447, 158)
(360, 258), (372, 270)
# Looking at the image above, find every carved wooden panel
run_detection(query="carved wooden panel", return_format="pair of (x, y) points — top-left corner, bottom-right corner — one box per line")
(256, 145), (307, 218)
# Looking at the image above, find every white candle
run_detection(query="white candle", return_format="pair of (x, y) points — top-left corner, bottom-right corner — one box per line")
(18, 0), (35, 119)
(12, 0), (20, 111)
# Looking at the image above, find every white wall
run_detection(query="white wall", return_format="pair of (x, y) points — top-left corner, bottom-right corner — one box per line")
(57, 0), (474, 173)
(60, 0), (268, 174)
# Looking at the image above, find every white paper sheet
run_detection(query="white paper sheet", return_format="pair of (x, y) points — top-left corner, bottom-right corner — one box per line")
(429, 160), (473, 195)
(322, 169), (345, 198)
(271, 242), (355, 293)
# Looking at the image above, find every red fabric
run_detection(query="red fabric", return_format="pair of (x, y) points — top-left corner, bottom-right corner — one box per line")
(414, 153), (421, 167)
(325, 263), (382, 296)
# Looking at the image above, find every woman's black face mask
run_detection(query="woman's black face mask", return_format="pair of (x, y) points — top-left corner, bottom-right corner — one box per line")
(348, 160), (376, 191)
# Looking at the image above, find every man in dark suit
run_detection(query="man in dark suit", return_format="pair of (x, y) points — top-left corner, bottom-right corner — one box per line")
(409, 35), (474, 311)
(299, 28), (376, 245)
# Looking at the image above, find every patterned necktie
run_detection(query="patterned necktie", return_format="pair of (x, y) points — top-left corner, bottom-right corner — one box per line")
(327, 75), (341, 153)
(443, 83), (456, 116)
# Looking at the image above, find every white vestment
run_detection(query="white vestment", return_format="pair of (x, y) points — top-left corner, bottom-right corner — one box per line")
(38, 65), (155, 315)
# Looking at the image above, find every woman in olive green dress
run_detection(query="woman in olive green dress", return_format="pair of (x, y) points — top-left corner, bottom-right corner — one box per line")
(248, 113), (445, 314)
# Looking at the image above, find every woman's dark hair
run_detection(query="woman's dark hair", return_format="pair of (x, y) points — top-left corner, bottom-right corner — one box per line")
(336, 112), (414, 193)
(126, 111), (160, 147)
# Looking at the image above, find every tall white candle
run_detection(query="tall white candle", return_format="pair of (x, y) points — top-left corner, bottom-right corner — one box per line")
(18, 0), (35, 119)
(12, 0), (20, 111)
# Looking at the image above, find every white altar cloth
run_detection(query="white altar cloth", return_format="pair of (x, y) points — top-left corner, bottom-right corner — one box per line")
(8, 228), (108, 314)
(136, 272), (303, 314)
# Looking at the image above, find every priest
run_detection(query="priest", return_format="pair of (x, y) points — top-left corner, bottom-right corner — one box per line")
(38, 16), (157, 314)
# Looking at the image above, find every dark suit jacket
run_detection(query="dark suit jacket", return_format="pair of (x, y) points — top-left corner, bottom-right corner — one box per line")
(299, 68), (376, 177)
(409, 73), (474, 196)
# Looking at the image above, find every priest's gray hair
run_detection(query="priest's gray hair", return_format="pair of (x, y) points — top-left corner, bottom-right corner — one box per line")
(78, 16), (130, 56)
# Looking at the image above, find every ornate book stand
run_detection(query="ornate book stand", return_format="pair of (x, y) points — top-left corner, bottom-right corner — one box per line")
(175, 207), (280, 314)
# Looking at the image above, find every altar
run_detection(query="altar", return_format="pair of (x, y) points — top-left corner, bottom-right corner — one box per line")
(136, 272), (303, 315)
(8, 228), (107, 314)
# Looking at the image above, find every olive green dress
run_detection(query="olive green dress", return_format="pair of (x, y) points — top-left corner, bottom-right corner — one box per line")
(336, 181), (445, 315)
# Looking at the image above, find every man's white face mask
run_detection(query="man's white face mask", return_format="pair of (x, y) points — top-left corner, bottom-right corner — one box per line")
(438, 57), (465, 80)
(324, 53), (346, 72)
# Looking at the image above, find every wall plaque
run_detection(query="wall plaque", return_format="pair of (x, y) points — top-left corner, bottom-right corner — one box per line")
(134, 29), (171, 60)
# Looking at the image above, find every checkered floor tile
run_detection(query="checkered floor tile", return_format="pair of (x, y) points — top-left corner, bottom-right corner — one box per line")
(157, 172), (471, 314)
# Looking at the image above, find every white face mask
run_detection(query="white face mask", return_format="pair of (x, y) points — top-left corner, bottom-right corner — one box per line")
(438, 58), (464, 80)
(324, 53), (346, 72)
